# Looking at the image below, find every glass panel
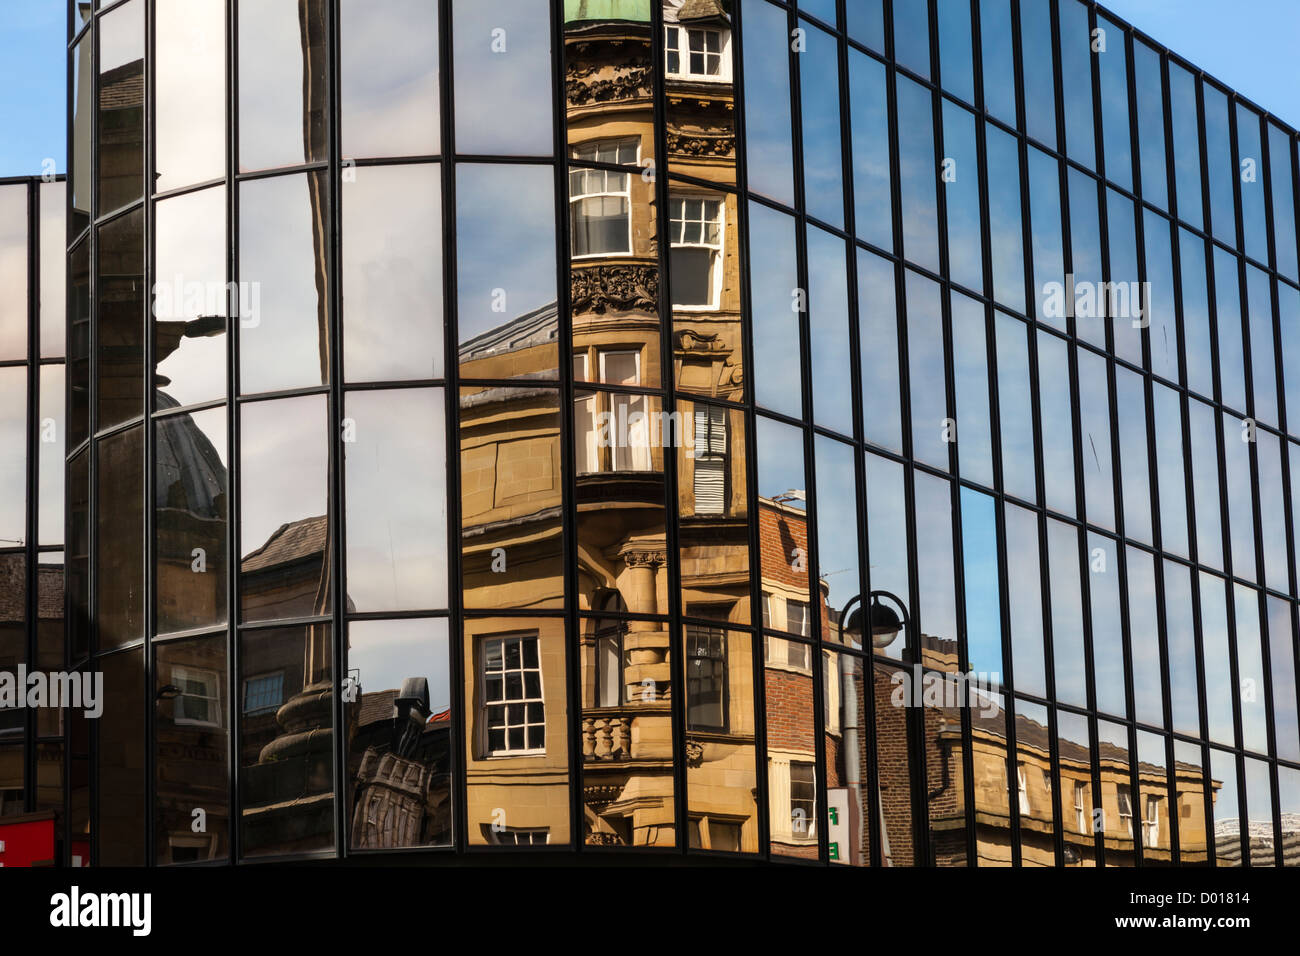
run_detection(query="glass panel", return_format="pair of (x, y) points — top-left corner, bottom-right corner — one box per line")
(1005, 503), (1044, 696)
(453, 0), (552, 155)
(1282, 767), (1300, 867)
(892, 0), (930, 79)
(822, 648), (868, 864)
(1236, 106), (1268, 264)
(1047, 519), (1086, 707)
(346, 618), (453, 849)
(1097, 718), (1134, 864)
(756, 416), (811, 624)
(977, 0), (1012, 121)
(97, 425), (144, 650)
(239, 395), (330, 623)
(1106, 190), (1142, 366)
(798, 0), (836, 26)
(1233, 585), (1267, 756)
(961, 487), (1002, 680)
(97, 207), (145, 431)
(1028, 148), (1065, 327)
(345, 389), (447, 613)
(1188, 398), (1222, 569)
(0, 368), (25, 545)
(765, 636), (819, 859)
(71, 35), (91, 235)
(941, 0), (972, 102)
(742, 1), (793, 205)
(808, 227), (852, 436)
(1209, 748), (1240, 866)
(1115, 368), (1152, 545)
(70, 239), (90, 449)
(1179, 227), (1213, 397)
(1095, 15), (1130, 190)
(1144, 211), (1177, 383)
(1037, 331), (1075, 516)
(155, 635), (229, 863)
(1057, 0), (1095, 169)
(943, 101), (983, 294)
(749, 202), (800, 418)
(815, 436), (859, 647)
(1203, 84), (1237, 247)
(847, 0), (884, 52)
(239, 172), (331, 395)
(39, 181), (65, 358)
(986, 124), (1026, 314)
(800, 24), (843, 229)
(1246, 265), (1278, 426)
(1164, 556), (1199, 741)
(239, 623), (335, 856)
(343, 164), (443, 382)
(1173, 739), (1209, 864)
(1136, 731), (1170, 863)
(1221, 412), (1256, 581)
(1013, 700), (1053, 866)
(1068, 170), (1103, 347)
(1244, 757), (1274, 866)
(1056, 709), (1096, 866)
(685, 627), (759, 853)
(97, 0), (145, 213)
(39, 366), (65, 547)
(154, 185), (227, 409)
(864, 452), (910, 661)
(661, 5), (736, 186)
(459, 386), (564, 610)
(156, 0), (225, 193)
(1077, 347), (1115, 530)
(951, 291), (992, 487)
(1168, 62), (1202, 229)
(1257, 431), (1288, 593)
(858, 248), (901, 452)
(98, 647), (146, 865)
(1281, 284), (1300, 433)
(341, 0), (439, 159)
(456, 164), (556, 376)
(1268, 597), (1299, 763)
(155, 405), (228, 635)
(896, 76), (938, 272)
(1269, 124), (1298, 282)
(1019, 0), (1056, 146)
(914, 473), (957, 650)
(68, 452), (90, 662)
(237, 0), (328, 172)
(1132, 41), (1167, 209)
(1152, 383), (1188, 558)
(1126, 546), (1161, 726)
(1088, 533), (1124, 718)
(906, 271), (948, 471)
(1199, 572), (1234, 746)
(849, 51), (892, 252)
(995, 313), (1035, 503)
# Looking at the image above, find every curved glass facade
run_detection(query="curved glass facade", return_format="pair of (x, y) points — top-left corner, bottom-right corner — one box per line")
(65, 0), (1300, 866)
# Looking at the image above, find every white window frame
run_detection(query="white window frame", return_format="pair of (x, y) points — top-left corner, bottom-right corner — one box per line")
(1143, 793), (1160, 846)
(664, 25), (731, 81)
(1074, 780), (1088, 833)
(1016, 763), (1030, 815)
(788, 759), (818, 843)
(172, 665), (222, 728)
(1117, 784), (1134, 837)
(569, 140), (638, 260)
(480, 632), (546, 758)
(242, 670), (284, 716)
(668, 194), (725, 311)
(488, 826), (550, 846)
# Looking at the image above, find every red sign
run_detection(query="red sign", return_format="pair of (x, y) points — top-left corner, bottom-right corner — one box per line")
(0, 812), (56, 867)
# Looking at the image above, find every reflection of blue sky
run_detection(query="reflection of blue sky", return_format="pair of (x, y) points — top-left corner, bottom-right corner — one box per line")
(1163, 561), (1200, 734)
(995, 314), (1035, 501)
(942, 101), (982, 293)
(1209, 748), (1238, 822)
(892, 0), (929, 79)
(914, 473), (956, 642)
(341, 0), (439, 158)
(1234, 584), (1268, 754)
(1037, 332), (1075, 514)
(848, 52), (891, 252)
(977, 1), (1014, 122)
(1027, 148), (1063, 325)
(742, 0), (793, 205)
(456, 163), (555, 344)
(453, 0), (552, 155)
(936, 0), (974, 104)
(1047, 520), (1086, 707)
(1199, 573), (1234, 746)
(756, 416), (804, 506)
(1004, 503), (1044, 695)
(960, 487), (1001, 678)
(807, 227), (852, 436)
(238, 0), (314, 171)
(1152, 384), (1188, 557)
(846, 0), (884, 52)
(896, 76), (938, 272)
(1123, 545), (1160, 724)
(857, 248), (901, 452)
(950, 291), (991, 486)
(906, 272), (945, 469)
(814, 435), (857, 614)
(348, 618), (451, 715)
(799, 25), (843, 230)
(240, 395), (327, 558)
(1108, 192), (1141, 364)
(985, 124), (1024, 314)
(749, 202), (802, 418)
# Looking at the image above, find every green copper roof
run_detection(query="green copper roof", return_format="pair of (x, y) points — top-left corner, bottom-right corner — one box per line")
(564, 0), (652, 23)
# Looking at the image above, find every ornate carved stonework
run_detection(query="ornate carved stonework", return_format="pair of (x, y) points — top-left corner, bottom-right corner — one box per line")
(571, 264), (660, 315)
(566, 63), (653, 106)
(666, 128), (735, 158)
(685, 740), (704, 768)
(622, 548), (668, 569)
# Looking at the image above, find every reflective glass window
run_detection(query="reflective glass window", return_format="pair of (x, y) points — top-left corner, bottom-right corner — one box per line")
(892, 0), (930, 79)
(156, 0), (225, 192)
(1234, 585), (1267, 755)
(800, 25), (844, 229)
(1077, 347), (1115, 531)
(1005, 503), (1045, 696)
(1221, 411), (1256, 582)
(1047, 519), (1086, 708)
(1179, 227), (1213, 397)
(1268, 124), (1298, 281)
(808, 227), (852, 436)
(943, 101), (983, 294)
(1096, 15), (1131, 190)
(1163, 559), (1200, 737)
(995, 312), (1036, 503)
(1199, 573), (1234, 746)
(906, 271), (948, 471)
(1088, 533), (1124, 718)
(849, 50), (893, 252)
(743, 1), (794, 205)
(1019, 0), (1056, 147)
(98, 0), (145, 212)
(1028, 148), (1065, 327)
(978, 0), (1013, 122)
(858, 248), (901, 453)
(452, 0), (552, 155)
(1144, 211), (1177, 383)
(1057, 0), (1095, 169)
(1114, 368), (1152, 545)
(896, 76), (938, 272)
(951, 291), (992, 487)
(749, 202), (801, 418)
(1246, 265), (1278, 426)
(1152, 383), (1188, 559)
(97, 425), (144, 650)
(1126, 547), (1162, 727)
(1168, 63), (1203, 229)
(1236, 106), (1268, 264)
(986, 124), (1026, 315)
(1037, 331), (1075, 517)
(1132, 41), (1167, 209)
(1267, 598), (1299, 763)
(1187, 398), (1222, 569)
(238, 0), (328, 172)
(938, 0), (974, 103)
(1202, 84), (1237, 247)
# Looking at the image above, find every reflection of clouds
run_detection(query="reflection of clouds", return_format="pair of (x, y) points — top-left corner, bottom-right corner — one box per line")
(156, 185), (226, 407)
(849, 52), (891, 248)
(960, 488), (1001, 676)
(986, 126), (1024, 312)
(814, 435), (857, 612)
(39, 184), (65, 355)
(897, 76), (938, 271)
(238, 0), (319, 171)
(800, 27), (842, 227)
(914, 473), (956, 641)
(756, 416), (804, 506)
(942, 103), (983, 292)
(0, 186), (27, 358)
(0, 368), (26, 542)
(341, 0), (439, 158)
(456, 164), (555, 343)
(1047, 520), (1085, 704)
(906, 273), (945, 466)
(1088, 535), (1125, 714)
(452, 0), (552, 155)
(749, 203), (801, 418)
(344, 389), (447, 611)
(742, 0), (794, 204)
(807, 228), (852, 436)
(348, 618), (451, 715)
(38, 367), (65, 546)
(240, 395), (327, 558)
(864, 453), (908, 604)
(344, 164), (443, 382)
(240, 173), (327, 394)
(98, 0), (143, 72)
(156, 0), (224, 191)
